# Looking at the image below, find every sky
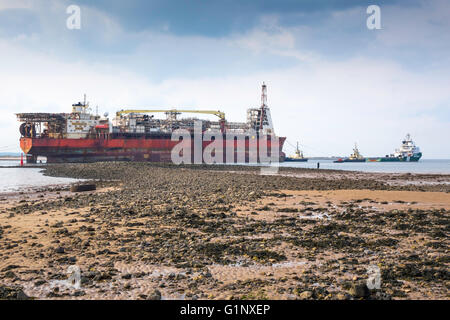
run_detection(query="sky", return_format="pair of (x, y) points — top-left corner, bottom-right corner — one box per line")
(0, 0), (449, 158)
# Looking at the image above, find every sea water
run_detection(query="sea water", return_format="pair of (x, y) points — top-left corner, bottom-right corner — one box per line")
(0, 159), (448, 193)
(278, 159), (450, 174)
(0, 159), (80, 193)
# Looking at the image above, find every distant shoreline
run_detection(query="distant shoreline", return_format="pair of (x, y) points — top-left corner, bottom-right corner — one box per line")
(0, 156), (448, 161)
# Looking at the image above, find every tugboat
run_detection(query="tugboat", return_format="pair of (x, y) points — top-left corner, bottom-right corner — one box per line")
(285, 142), (308, 162)
(334, 143), (366, 163)
(367, 134), (422, 162)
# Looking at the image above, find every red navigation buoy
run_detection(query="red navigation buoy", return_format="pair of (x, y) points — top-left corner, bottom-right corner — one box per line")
(20, 153), (24, 166)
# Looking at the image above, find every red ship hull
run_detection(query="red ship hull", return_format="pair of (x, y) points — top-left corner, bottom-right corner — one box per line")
(20, 135), (286, 163)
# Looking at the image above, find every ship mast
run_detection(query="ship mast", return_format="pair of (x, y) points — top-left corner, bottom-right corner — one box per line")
(261, 82), (267, 107)
(259, 82), (267, 132)
(245, 83), (275, 133)
(295, 141), (302, 158)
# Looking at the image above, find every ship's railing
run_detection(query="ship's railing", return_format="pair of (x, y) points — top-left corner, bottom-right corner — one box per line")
(16, 113), (67, 122)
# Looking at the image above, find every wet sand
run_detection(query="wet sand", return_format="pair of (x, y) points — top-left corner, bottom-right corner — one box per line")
(0, 163), (448, 300)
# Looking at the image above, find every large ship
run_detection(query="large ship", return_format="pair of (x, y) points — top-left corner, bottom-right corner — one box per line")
(334, 143), (366, 163)
(17, 84), (286, 164)
(367, 134), (422, 162)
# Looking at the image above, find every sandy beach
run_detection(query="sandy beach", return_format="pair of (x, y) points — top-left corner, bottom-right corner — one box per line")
(0, 163), (448, 300)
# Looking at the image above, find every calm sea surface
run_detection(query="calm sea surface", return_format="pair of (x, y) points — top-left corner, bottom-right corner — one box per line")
(0, 159), (449, 193)
(278, 159), (450, 174)
(0, 160), (80, 193)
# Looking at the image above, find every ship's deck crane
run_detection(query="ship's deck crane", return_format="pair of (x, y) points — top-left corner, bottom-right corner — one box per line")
(116, 109), (226, 121)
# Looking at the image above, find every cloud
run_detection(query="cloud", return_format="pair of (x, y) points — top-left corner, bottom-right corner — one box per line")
(1, 35), (448, 157)
(0, 0), (448, 158)
(0, 0), (33, 11)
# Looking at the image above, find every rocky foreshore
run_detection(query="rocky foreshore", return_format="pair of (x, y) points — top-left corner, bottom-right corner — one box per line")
(0, 162), (449, 300)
